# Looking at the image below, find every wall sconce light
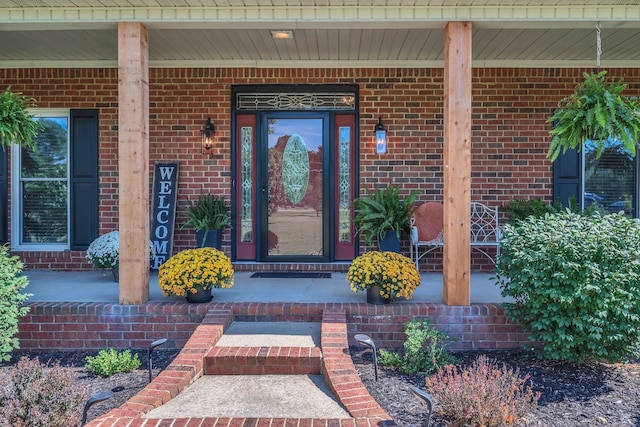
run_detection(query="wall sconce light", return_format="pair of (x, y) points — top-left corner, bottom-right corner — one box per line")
(374, 117), (387, 154)
(201, 117), (215, 155)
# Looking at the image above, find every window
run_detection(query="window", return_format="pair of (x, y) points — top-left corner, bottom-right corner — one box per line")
(11, 110), (70, 250)
(554, 137), (638, 218)
(583, 138), (636, 216)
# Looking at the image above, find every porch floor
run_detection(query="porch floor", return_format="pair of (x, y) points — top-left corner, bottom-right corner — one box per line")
(23, 270), (510, 304)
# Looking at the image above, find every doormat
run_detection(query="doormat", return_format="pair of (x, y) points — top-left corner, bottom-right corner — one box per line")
(250, 272), (332, 279)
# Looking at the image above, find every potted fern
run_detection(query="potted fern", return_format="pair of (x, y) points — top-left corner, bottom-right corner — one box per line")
(181, 193), (231, 249)
(353, 185), (418, 252)
(0, 86), (42, 149)
(547, 70), (640, 161)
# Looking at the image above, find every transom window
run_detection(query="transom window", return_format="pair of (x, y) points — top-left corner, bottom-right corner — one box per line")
(11, 109), (69, 250)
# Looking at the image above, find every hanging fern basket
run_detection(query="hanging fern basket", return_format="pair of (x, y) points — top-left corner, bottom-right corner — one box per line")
(547, 71), (640, 161)
(0, 86), (41, 149)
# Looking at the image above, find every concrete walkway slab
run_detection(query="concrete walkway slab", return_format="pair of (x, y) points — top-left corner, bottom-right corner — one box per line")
(143, 375), (351, 419)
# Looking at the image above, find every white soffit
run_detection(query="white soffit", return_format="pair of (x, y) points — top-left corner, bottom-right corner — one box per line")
(0, 1), (639, 68)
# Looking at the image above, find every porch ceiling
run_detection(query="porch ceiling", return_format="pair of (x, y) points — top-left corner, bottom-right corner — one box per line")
(1, 1), (639, 68)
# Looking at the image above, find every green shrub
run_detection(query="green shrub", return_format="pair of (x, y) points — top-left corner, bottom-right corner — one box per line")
(0, 357), (88, 427)
(425, 355), (540, 426)
(500, 198), (556, 225)
(496, 211), (640, 362)
(84, 348), (141, 377)
(378, 318), (457, 374)
(501, 197), (605, 226)
(0, 245), (31, 361)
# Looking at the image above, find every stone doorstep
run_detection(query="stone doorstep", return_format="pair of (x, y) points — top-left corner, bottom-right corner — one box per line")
(84, 308), (394, 426)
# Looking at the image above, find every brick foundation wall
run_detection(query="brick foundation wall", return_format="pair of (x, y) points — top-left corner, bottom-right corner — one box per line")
(2, 67), (639, 270)
(16, 301), (530, 352)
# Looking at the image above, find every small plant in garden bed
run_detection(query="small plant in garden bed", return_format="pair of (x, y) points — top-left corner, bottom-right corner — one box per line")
(84, 348), (141, 377)
(377, 318), (457, 375)
(0, 357), (88, 427)
(425, 354), (540, 426)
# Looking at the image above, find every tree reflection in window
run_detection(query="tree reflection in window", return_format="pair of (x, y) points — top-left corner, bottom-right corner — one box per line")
(584, 137), (635, 216)
(20, 117), (68, 243)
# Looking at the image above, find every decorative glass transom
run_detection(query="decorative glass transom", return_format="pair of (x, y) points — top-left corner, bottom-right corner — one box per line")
(236, 93), (356, 111)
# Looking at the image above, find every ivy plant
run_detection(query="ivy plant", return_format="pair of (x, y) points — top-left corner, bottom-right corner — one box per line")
(547, 71), (640, 161)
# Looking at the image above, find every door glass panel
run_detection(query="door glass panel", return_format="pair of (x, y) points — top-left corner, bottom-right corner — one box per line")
(240, 126), (253, 242)
(584, 137), (635, 216)
(267, 118), (323, 256)
(338, 126), (351, 242)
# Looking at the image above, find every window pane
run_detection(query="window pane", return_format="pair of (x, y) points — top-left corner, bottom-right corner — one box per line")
(22, 181), (68, 243)
(584, 138), (635, 216)
(240, 126), (253, 242)
(338, 126), (351, 242)
(22, 117), (68, 178)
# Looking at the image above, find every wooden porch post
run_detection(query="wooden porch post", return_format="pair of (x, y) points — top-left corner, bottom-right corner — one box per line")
(443, 21), (472, 306)
(117, 22), (150, 304)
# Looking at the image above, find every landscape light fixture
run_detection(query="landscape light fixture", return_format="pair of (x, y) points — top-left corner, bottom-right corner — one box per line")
(148, 338), (168, 383)
(354, 333), (378, 381)
(81, 391), (113, 426)
(201, 117), (215, 155)
(374, 117), (387, 154)
(409, 385), (434, 427)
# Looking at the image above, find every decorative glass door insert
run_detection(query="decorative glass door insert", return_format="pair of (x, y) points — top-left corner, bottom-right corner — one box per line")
(265, 117), (324, 257)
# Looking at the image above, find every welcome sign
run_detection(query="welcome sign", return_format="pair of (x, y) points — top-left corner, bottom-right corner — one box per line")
(150, 162), (179, 269)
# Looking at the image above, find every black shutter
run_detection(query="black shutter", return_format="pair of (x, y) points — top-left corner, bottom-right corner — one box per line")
(70, 109), (99, 250)
(553, 147), (581, 208)
(0, 148), (6, 244)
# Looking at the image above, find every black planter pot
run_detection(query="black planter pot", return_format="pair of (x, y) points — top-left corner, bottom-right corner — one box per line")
(196, 229), (223, 249)
(379, 230), (401, 253)
(186, 287), (213, 303)
(366, 285), (391, 305)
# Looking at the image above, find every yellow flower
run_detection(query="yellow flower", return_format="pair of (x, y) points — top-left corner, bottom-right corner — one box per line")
(346, 251), (421, 300)
(158, 247), (234, 297)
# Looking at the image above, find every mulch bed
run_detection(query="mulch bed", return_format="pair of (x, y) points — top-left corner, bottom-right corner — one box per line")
(351, 347), (640, 426)
(0, 349), (180, 424)
(2, 348), (640, 426)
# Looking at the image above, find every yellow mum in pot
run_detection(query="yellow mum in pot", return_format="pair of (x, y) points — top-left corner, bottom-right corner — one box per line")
(347, 251), (421, 300)
(158, 247), (234, 297)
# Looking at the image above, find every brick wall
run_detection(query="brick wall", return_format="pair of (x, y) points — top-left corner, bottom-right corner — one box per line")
(2, 67), (639, 270)
(16, 301), (530, 352)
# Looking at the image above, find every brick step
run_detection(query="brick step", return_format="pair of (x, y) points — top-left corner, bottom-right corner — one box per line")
(204, 346), (323, 375)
